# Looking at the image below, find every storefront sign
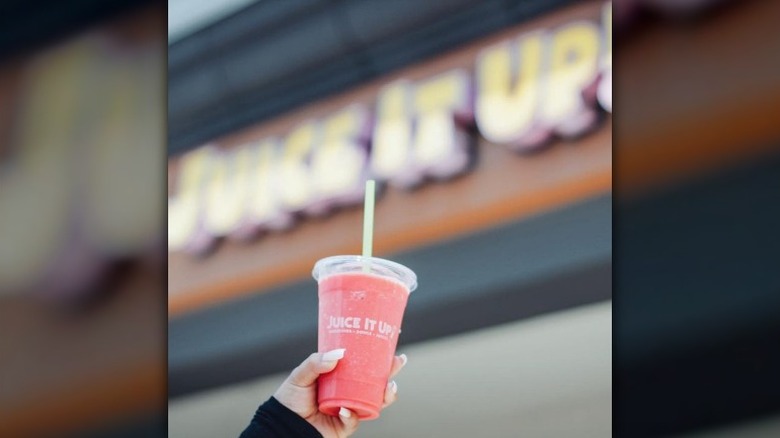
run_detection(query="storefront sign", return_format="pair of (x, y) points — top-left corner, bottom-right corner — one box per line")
(168, 2), (612, 255)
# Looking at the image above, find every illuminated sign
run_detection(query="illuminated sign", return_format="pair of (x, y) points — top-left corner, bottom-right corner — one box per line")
(168, 2), (612, 256)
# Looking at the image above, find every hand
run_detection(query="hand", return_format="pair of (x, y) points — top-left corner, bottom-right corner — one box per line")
(273, 349), (407, 438)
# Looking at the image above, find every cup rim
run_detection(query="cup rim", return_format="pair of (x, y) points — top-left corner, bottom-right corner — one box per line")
(312, 255), (418, 292)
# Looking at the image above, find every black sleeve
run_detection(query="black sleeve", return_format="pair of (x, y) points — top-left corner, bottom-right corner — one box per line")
(239, 397), (323, 438)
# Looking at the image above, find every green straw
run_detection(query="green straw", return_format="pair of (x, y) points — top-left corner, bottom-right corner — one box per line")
(362, 180), (376, 272)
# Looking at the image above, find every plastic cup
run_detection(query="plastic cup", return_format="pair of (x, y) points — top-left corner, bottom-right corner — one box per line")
(313, 255), (417, 420)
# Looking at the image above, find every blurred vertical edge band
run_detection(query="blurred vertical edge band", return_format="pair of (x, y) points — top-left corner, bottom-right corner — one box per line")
(0, 1), (166, 438)
(616, 0), (780, 436)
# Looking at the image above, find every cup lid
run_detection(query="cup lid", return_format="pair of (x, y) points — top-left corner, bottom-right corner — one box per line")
(312, 255), (417, 292)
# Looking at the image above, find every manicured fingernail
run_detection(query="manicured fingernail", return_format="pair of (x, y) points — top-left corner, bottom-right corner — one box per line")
(322, 348), (346, 362)
(399, 354), (408, 366)
(389, 380), (398, 394)
(339, 407), (352, 418)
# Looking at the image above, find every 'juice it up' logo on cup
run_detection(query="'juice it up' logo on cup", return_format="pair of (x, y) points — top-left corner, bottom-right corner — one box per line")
(326, 315), (398, 340)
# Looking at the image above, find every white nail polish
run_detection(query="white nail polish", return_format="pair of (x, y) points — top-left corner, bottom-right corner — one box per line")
(399, 354), (408, 366)
(390, 380), (398, 394)
(322, 348), (346, 362)
(339, 407), (352, 418)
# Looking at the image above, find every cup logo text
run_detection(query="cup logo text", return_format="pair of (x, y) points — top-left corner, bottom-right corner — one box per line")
(325, 315), (399, 340)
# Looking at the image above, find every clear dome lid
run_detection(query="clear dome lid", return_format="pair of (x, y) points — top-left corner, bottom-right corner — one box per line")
(312, 255), (417, 292)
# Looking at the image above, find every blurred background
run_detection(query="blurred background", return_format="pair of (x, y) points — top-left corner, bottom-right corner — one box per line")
(0, 1), (165, 437)
(614, 0), (780, 436)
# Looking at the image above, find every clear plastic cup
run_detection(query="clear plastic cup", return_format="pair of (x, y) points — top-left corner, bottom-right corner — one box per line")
(313, 255), (417, 420)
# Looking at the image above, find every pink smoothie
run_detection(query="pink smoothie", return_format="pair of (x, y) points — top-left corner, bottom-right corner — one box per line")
(317, 272), (410, 420)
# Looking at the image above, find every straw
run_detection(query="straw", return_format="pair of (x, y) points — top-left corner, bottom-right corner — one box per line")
(362, 180), (376, 272)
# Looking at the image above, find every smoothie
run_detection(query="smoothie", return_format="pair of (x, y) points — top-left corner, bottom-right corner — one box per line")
(314, 256), (416, 420)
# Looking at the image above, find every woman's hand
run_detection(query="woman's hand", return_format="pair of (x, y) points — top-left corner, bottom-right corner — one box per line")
(273, 349), (407, 438)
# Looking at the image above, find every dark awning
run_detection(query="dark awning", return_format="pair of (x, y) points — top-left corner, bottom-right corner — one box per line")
(166, 0), (577, 156)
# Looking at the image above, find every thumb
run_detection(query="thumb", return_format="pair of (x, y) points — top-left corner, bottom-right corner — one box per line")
(287, 349), (345, 387)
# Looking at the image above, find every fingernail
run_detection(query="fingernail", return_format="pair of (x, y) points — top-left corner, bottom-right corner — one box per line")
(322, 348), (346, 362)
(389, 380), (398, 394)
(399, 354), (408, 366)
(339, 407), (352, 418)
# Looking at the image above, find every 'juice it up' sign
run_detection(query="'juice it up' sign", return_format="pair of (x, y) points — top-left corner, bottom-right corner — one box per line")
(168, 1), (612, 256)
